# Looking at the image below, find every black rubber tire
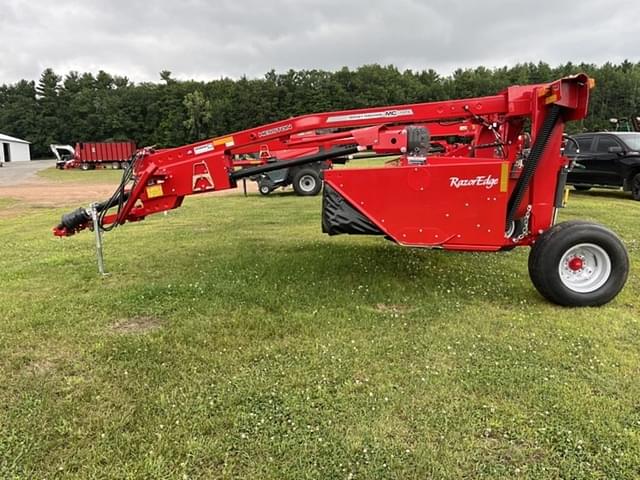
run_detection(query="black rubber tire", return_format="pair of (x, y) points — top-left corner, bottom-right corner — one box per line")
(528, 221), (629, 306)
(573, 185), (592, 191)
(80, 163), (91, 171)
(292, 168), (322, 196)
(631, 173), (640, 201)
(258, 183), (271, 196)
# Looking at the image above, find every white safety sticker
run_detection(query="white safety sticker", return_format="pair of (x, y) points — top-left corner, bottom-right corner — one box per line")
(194, 143), (214, 155)
(327, 109), (414, 123)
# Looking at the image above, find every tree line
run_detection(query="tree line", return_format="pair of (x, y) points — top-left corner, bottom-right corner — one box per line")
(1, 61), (639, 158)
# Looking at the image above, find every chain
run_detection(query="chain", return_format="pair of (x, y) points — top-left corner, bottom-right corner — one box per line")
(512, 205), (532, 243)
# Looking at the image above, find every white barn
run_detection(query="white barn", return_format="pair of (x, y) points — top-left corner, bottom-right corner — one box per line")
(0, 133), (32, 163)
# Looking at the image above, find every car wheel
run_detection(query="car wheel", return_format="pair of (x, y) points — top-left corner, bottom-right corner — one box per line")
(292, 168), (322, 196)
(80, 163), (91, 171)
(631, 173), (640, 201)
(573, 185), (591, 191)
(528, 221), (629, 306)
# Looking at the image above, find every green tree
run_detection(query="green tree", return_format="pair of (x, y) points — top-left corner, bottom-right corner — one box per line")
(34, 68), (63, 151)
(2, 62), (640, 158)
(183, 90), (212, 140)
(0, 80), (39, 152)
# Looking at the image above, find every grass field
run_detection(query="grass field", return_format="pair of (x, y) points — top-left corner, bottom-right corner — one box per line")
(0, 183), (639, 478)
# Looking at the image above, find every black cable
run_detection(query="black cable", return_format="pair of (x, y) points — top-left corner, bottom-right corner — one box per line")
(564, 135), (580, 156)
(463, 106), (506, 158)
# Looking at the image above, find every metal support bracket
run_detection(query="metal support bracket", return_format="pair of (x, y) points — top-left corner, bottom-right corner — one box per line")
(90, 204), (109, 276)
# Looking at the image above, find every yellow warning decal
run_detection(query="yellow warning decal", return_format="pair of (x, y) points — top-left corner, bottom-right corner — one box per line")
(146, 185), (164, 198)
(213, 136), (235, 148)
(500, 162), (509, 192)
(537, 86), (550, 97)
(545, 94), (558, 105)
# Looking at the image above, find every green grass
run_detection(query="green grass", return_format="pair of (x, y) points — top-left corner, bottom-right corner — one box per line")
(0, 197), (17, 209)
(338, 156), (398, 168)
(0, 188), (639, 479)
(38, 166), (123, 184)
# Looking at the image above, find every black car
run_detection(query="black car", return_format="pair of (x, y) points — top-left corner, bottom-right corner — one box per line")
(566, 132), (640, 200)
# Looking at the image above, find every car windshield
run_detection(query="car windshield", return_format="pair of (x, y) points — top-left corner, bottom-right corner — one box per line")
(620, 134), (640, 151)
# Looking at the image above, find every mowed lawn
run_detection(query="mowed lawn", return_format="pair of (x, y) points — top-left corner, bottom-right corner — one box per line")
(0, 183), (639, 479)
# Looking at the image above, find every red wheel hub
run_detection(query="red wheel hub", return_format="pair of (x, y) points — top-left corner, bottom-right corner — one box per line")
(568, 256), (584, 271)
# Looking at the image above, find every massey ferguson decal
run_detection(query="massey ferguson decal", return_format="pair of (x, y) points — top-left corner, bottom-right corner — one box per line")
(258, 124), (293, 138)
(449, 175), (499, 189)
(326, 108), (414, 123)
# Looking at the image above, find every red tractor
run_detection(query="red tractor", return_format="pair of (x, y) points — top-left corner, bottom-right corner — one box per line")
(54, 74), (629, 307)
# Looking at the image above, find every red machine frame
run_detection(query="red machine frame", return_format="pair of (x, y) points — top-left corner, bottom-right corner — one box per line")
(53, 74), (630, 306)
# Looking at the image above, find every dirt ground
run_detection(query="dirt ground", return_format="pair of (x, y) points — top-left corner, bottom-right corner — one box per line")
(0, 178), (121, 206)
(0, 175), (259, 207)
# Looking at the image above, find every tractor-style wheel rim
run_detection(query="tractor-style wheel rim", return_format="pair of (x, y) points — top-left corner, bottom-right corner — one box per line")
(558, 243), (612, 293)
(299, 174), (317, 192)
(260, 185), (270, 194)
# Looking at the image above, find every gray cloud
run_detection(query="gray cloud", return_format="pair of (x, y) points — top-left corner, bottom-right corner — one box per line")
(1, 0), (639, 84)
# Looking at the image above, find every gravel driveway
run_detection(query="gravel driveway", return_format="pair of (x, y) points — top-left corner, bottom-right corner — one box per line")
(0, 160), (57, 186)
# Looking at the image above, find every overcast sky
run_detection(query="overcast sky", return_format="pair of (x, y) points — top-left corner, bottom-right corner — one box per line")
(1, 0), (639, 85)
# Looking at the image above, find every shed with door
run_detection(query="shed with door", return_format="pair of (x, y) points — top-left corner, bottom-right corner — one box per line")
(0, 133), (32, 163)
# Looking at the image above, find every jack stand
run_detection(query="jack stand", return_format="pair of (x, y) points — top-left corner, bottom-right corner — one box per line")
(89, 204), (109, 276)
(242, 178), (247, 197)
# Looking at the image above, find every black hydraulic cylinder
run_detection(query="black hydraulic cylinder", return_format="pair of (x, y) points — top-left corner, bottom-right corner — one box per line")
(230, 146), (360, 181)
